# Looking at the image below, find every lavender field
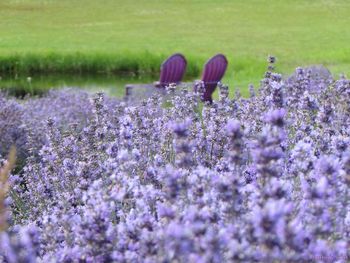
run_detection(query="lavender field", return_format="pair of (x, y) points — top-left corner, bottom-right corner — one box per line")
(0, 61), (349, 262)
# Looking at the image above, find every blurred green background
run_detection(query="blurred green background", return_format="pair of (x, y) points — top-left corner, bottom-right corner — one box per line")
(0, 0), (349, 96)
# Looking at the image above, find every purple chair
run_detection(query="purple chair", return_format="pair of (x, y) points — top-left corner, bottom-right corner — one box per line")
(199, 54), (228, 103)
(154, 53), (187, 88)
(125, 53), (187, 99)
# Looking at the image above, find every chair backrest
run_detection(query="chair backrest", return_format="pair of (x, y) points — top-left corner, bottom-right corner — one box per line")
(159, 53), (187, 87)
(201, 54), (228, 102)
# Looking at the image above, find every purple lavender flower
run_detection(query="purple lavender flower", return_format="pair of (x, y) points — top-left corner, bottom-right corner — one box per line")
(0, 63), (348, 262)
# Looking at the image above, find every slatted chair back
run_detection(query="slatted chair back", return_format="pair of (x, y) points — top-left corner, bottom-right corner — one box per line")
(201, 54), (228, 102)
(159, 53), (187, 88)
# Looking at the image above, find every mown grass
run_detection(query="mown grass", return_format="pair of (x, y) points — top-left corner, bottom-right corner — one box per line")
(0, 0), (350, 93)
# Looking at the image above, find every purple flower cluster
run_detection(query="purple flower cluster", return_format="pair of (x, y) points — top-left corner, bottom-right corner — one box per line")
(1, 64), (350, 262)
(0, 94), (26, 158)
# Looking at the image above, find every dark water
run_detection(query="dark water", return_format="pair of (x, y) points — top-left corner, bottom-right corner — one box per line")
(0, 74), (156, 98)
(0, 74), (252, 99)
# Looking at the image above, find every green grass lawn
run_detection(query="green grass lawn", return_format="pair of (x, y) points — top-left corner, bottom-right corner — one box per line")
(1, 0), (350, 95)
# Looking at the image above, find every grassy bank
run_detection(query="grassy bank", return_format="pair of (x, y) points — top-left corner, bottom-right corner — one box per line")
(0, 52), (202, 78)
(0, 52), (266, 91)
(1, 0), (350, 91)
